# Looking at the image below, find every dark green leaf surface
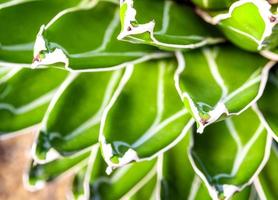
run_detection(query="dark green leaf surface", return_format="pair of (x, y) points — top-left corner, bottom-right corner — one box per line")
(34, 70), (123, 161)
(0, 67), (67, 135)
(100, 60), (193, 170)
(258, 66), (278, 142)
(0, 0), (81, 64)
(71, 166), (87, 200)
(27, 149), (90, 190)
(256, 143), (278, 200)
(159, 132), (211, 200)
(198, 0), (278, 52)
(0, 0), (277, 199)
(32, 0), (164, 71)
(190, 108), (272, 199)
(129, 176), (157, 200)
(84, 148), (157, 200)
(118, 0), (223, 51)
(176, 44), (273, 132)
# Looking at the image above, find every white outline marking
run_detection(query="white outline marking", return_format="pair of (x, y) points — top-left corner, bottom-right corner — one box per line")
(175, 50), (275, 133)
(254, 177), (267, 200)
(31, 73), (79, 164)
(188, 106), (273, 200)
(197, 0), (278, 50)
(118, 0), (223, 50)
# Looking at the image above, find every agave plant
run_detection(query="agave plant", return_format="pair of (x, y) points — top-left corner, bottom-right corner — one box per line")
(0, 0), (278, 199)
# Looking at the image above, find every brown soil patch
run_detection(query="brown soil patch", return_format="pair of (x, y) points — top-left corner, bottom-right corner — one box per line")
(0, 132), (72, 200)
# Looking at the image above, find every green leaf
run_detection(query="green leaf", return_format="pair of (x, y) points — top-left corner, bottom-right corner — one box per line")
(159, 132), (211, 200)
(118, 0), (223, 51)
(257, 66), (278, 142)
(0, 67), (67, 136)
(34, 70), (123, 161)
(129, 176), (157, 200)
(71, 166), (87, 200)
(100, 59), (193, 171)
(0, 0), (82, 64)
(175, 44), (274, 132)
(26, 149), (90, 191)
(82, 148), (157, 200)
(32, 0), (165, 71)
(255, 143), (278, 200)
(197, 0), (278, 51)
(192, 0), (236, 10)
(189, 108), (272, 199)
(231, 186), (255, 200)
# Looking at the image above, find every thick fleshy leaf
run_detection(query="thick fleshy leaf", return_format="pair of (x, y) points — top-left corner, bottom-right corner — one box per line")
(34, 70), (123, 161)
(159, 132), (211, 200)
(258, 66), (278, 142)
(192, 0), (236, 10)
(79, 148), (157, 200)
(71, 166), (87, 200)
(175, 44), (274, 132)
(198, 0), (278, 52)
(100, 60), (194, 171)
(26, 149), (90, 191)
(0, 0), (82, 64)
(0, 67), (67, 135)
(255, 143), (278, 200)
(129, 177), (157, 200)
(32, 0), (166, 71)
(189, 108), (272, 199)
(118, 0), (223, 51)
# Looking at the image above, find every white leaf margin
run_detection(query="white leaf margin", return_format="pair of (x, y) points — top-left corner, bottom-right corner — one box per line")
(187, 105), (273, 200)
(261, 50), (278, 61)
(31, 0), (172, 72)
(71, 144), (158, 200)
(117, 0), (224, 50)
(31, 72), (79, 163)
(196, 0), (278, 51)
(0, 67), (58, 140)
(23, 145), (94, 192)
(0, 0), (34, 10)
(174, 50), (276, 133)
(99, 64), (195, 173)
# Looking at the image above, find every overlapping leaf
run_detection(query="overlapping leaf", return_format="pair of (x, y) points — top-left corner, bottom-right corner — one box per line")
(100, 59), (194, 171)
(71, 166), (87, 200)
(128, 177), (157, 200)
(26, 149), (90, 190)
(81, 147), (157, 200)
(118, 0), (223, 51)
(0, 0), (82, 64)
(71, 130), (255, 200)
(175, 44), (274, 132)
(158, 132), (211, 200)
(34, 70), (123, 162)
(189, 108), (272, 199)
(0, 67), (67, 136)
(258, 65), (278, 141)
(255, 143), (278, 200)
(197, 0), (278, 52)
(0, 0), (277, 199)
(32, 0), (166, 71)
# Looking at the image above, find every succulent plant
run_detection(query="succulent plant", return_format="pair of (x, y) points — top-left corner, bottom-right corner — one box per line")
(0, 0), (277, 199)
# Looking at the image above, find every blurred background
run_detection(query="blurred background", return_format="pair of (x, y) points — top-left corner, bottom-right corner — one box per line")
(0, 132), (71, 200)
